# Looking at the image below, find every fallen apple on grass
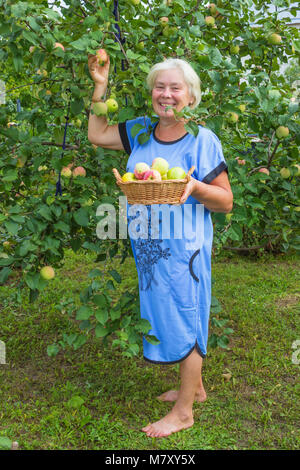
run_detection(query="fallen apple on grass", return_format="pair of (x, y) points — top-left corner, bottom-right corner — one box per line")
(40, 266), (55, 280)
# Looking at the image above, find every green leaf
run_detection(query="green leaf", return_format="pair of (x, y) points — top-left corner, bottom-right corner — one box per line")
(47, 343), (60, 357)
(0, 436), (12, 450)
(95, 323), (108, 338)
(0, 267), (12, 284)
(130, 123), (145, 138)
(73, 208), (89, 227)
(2, 168), (18, 182)
(66, 395), (85, 409)
(109, 269), (121, 284)
(145, 335), (160, 345)
(95, 309), (108, 325)
(184, 121), (199, 137)
(138, 132), (150, 145)
(76, 306), (93, 321)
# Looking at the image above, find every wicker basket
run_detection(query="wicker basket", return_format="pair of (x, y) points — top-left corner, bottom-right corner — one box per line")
(112, 166), (195, 205)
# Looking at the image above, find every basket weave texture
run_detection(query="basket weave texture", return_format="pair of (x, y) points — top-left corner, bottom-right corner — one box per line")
(112, 166), (195, 205)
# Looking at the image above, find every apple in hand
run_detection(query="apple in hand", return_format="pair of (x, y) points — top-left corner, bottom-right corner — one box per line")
(143, 169), (162, 181)
(167, 167), (186, 179)
(96, 48), (108, 66)
(134, 162), (150, 180)
(151, 157), (169, 176)
(122, 172), (136, 182)
(40, 266), (55, 280)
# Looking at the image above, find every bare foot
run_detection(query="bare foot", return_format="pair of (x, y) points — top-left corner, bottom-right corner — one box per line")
(157, 388), (207, 403)
(142, 409), (194, 438)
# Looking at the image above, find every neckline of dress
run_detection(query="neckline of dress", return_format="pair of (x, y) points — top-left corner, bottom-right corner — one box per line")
(152, 122), (189, 145)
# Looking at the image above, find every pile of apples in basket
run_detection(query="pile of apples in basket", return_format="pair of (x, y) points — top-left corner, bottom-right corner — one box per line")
(121, 158), (186, 182)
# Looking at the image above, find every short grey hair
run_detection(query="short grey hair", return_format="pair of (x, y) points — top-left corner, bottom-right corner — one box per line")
(146, 58), (201, 109)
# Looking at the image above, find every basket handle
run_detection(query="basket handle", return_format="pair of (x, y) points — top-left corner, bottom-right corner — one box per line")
(112, 168), (122, 183)
(186, 166), (195, 182)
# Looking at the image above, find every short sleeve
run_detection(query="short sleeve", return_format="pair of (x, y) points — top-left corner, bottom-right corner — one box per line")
(118, 117), (150, 156)
(195, 128), (228, 184)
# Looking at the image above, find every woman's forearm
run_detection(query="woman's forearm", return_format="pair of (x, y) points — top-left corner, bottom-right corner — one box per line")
(191, 178), (233, 213)
(88, 84), (108, 143)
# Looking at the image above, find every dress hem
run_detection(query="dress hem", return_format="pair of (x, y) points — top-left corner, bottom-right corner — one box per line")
(143, 341), (206, 365)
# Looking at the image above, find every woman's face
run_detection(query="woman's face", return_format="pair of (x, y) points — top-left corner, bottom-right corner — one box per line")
(151, 68), (193, 120)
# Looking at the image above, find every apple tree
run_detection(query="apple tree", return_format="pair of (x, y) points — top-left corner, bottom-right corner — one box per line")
(0, 0), (299, 357)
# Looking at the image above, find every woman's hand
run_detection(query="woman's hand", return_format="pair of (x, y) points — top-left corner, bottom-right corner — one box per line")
(179, 177), (197, 204)
(88, 53), (110, 87)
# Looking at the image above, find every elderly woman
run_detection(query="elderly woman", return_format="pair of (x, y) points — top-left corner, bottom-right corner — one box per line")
(88, 54), (233, 438)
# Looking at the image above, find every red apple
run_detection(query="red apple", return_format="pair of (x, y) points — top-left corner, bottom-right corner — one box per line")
(54, 42), (65, 51)
(73, 166), (86, 177)
(259, 168), (270, 175)
(134, 162), (150, 180)
(96, 48), (108, 66)
(143, 169), (162, 181)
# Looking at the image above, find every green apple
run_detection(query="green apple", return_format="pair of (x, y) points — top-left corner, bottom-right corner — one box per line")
(267, 33), (282, 45)
(40, 266), (55, 280)
(159, 17), (169, 25)
(239, 104), (246, 112)
(167, 167), (186, 179)
(92, 101), (108, 117)
(293, 164), (300, 176)
(276, 126), (289, 139)
(209, 3), (218, 15)
(280, 167), (290, 179)
(121, 172), (136, 182)
(230, 45), (240, 54)
(151, 157), (169, 176)
(228, 112), (239, 123)
(205, 16), (215, 26)
(128, 0), (140, 5)
(105, 98), (118, 113)
(225, 213), (233, 222)
(61, 167), (72, 177)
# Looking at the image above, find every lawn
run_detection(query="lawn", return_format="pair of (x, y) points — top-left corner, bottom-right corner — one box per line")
(0, 248), (299, 450)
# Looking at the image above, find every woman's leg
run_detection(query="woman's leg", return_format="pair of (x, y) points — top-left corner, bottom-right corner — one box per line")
(142, 349), (203, 438)
(157, 358), (206, 403)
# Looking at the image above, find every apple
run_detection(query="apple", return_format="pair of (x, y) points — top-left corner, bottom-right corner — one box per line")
(236, 158), (246, 165)
(205, 16), (215, 26)
(73, 166), (86, 177)
(162, 174), (168, 180)
(38, 165), (48, 171)
(293, 164), (300, 176)
(54, 42), (65, 51)
(40, 266), (55, 280)
(276, 126), (289, 139)
(209, 3), (218, 15)
(46, 90), (52, 96)
(143, 169), (162, 181)
(280, 167), (290, 179)
(259, 168), (270, 175)
(128, 0), (140, 5)
(230, 45), (240, 54)
(228, 112), (239, 123)
(121, 172), (136, 182)
(61, 167), (72, 177)
(294, 207), (300, 212)
(105, 98), (118, 113)
(167, 167), (186, 179)
(151, 157), (169, 176)
(159, 17), (169, 25)
(92, 101), (108, 117)
(29, 46), (36, 53)
(239, 104), (246, 112)
(3, 241), (12, 251)
(134, 162), (150, 180)
(96, 48), (108, 66)
(136, 41), (144, 50)
(268, 33), (282, 45)
(225, 213), (233, 222)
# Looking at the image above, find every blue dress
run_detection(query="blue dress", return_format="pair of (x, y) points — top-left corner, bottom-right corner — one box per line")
(118, 117), (228, 364)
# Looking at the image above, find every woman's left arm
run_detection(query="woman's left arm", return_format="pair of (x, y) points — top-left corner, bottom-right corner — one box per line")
(180, 171), (233, 213)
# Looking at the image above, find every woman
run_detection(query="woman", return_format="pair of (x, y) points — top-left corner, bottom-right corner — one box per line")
(88, 54), (233, 438)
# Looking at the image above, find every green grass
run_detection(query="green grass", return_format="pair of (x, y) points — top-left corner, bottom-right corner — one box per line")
(0, 249), (299, 450)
